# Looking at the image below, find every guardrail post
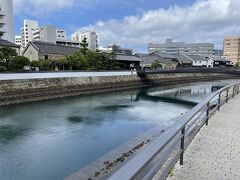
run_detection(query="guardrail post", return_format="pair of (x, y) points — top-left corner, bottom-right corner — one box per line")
(218, 93), (221, 111)
(233, 86), (235, 98)
(226, 89), (229, 103)
(238, 84), (240, 94)
(206, 102), (209, 126)
(180, 126), (185, 165)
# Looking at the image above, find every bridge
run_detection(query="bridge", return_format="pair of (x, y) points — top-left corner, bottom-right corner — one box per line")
(135, 88), (198, 107)
(108, 82), (240, 180)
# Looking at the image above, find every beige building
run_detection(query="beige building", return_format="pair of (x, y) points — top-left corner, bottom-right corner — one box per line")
(223, 36), (240, 65)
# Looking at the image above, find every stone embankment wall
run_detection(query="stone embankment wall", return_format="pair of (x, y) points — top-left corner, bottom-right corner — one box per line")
(0, 73), (238, 106)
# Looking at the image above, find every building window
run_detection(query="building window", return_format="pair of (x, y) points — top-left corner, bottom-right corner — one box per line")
(45, 55), (48, 60)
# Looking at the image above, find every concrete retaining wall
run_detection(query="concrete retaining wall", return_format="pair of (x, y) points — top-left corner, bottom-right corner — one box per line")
(0, 73), (238, 106)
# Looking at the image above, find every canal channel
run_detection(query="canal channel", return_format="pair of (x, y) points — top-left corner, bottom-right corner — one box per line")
(0, 79), (239, 180)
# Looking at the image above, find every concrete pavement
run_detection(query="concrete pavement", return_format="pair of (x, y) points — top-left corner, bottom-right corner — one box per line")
(167, 95), (240, 180)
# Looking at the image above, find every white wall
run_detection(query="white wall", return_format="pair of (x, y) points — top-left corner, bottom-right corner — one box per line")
(192, 58), (213, 68)
(0, 0), (15, 42)
(71, 31), (99, 51)
(21, 20), (39, 47)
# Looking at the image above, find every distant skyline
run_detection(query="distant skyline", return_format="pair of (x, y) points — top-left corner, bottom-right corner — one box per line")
(13, 0), (240, 52)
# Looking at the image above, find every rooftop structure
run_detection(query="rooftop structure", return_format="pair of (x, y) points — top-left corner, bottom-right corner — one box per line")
(100, 44), (133, 55)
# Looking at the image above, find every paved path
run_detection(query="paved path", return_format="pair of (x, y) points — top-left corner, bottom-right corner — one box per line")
(0, 71), (136, 80)
(167, 95), (240, 180)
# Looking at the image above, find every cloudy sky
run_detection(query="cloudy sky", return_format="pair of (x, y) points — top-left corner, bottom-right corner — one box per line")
(13, 0), (240, 52)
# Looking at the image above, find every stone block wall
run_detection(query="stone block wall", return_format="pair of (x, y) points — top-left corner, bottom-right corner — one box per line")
(0, 73), (238, 106)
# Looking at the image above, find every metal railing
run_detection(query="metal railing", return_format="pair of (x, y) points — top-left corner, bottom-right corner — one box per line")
(108, 83), (240, 180)
(137, 67), (240, 76)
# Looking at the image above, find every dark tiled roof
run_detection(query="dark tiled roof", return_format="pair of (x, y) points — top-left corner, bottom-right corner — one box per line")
(174, 55), (192, 63)
(0, 39), (19, 48)
(185, 55), (210, 61)
(29, 41), (80, 55)
(116, 54), (142, 62)
(139, 54), (177, 65)
(210, 55), (231, 62)
(135, 53), (149, 57)
(153, 53), (178, 59)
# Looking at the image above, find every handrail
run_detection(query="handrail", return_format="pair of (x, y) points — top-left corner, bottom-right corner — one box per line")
(108, 82), (240, 180)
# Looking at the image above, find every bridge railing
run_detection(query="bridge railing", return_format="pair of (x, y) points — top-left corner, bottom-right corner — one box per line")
(108, 83), (240, 180)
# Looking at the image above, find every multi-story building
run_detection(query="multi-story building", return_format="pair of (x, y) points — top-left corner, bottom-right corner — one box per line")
(32, 25), (67, 43)
(0, 0), (14, 43)
(148, 39), (214, 56)
(15, 35), (22, 46)
(71, 30), (99, 51)
(20, 20), (69, 49)
(33, 25), (56, 43)
(56, 28), (67, 41)
(20, 20), (39, 48)
(100, 44), (133, 55)
(223, 36), (240, 65)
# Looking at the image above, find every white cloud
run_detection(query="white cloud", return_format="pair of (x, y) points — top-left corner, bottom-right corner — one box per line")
(13, 0), (76, 15)
(75, 0), (240, 52)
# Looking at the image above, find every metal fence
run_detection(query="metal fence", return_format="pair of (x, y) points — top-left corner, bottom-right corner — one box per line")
(137, 67), (240, 76)
(108, 83), (240, 180)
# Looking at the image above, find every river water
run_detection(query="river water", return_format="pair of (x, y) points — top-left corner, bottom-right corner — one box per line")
(0, 80), (238, 180)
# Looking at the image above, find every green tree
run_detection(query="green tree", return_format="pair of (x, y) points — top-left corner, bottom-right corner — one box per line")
(31, 60), (50, 70)
(151, 60), (162, 69)
(80, 37), (89, 55)
(9, 56), (30, 71)
(235, 62), (240, 68)
(0, 47), (17, 70)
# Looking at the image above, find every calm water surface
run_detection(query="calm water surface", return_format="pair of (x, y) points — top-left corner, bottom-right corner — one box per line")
(0, 80), (238, 180)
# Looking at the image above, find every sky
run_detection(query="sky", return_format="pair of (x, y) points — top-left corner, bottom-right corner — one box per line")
(13, 0), (240, 52)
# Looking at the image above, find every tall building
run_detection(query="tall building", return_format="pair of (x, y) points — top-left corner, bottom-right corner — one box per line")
(0, 0), (15, 42)
(32, 26), (67, 43)
(223, 36), (240, 65)
(20, 20), (39, 48)
(15, 35), (22, 46)
(56, 28), (67, 41)
(71, 30), (99, 51)
(19, 20), (70, 50)
(148, 39), (214, 56)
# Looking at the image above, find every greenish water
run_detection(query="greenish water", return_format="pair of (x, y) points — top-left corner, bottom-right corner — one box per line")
(0, 80), (238, 180)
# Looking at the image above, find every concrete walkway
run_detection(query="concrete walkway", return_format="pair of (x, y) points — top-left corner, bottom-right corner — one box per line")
(167, 95), (240, 180)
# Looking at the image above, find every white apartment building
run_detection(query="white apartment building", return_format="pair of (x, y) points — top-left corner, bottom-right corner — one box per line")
(32, 26), (67, 43)
(20, 20), (69, 49)
(20, 20), (39, 48)
(15, 35), (22, 46)
(56, 29), (67, 41)
(71, 30), (99, 51)
(0, 0), (15, 43)
(149, 39), (214, 56)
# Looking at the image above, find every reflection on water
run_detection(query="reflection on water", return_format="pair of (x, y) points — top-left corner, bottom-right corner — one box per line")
(0, 79), (238, 180)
